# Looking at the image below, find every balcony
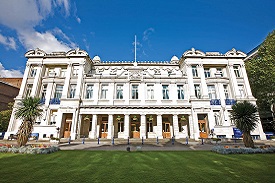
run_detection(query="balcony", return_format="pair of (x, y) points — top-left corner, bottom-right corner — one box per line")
(49, 98), (61, 105)
(210, 99), (221, 105)
(225, 99), (236, 105)
(40, 98), (45, 104)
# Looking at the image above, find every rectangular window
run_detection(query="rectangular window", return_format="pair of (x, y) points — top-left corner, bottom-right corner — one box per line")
(131, 85), (139, 99)
(116, 85), (123, 99)
(192, 66), (198, 77)
(25, 84), (33, 97)
(41, 84), (47, 99)
(118, 122), (124, 132)
(147, 85), (154, 99)
(177, 85), (184, 99)
(238, 84), (245, 98)
(233, 65), (241, 77)
(162, 85), (169, 99)
(204, 68), (210, 78)
(217, 68), (223, 77)
(30, 68), (37, 77)
(194, 84), (201, 99)
(147, 122), (153, 132)
(69, 84), (76, 98)
(60, 68), (67, 77)
(207, 85), (216, 99)
(101, 85), (108, 99)
(54, 85), (63, 99)
(48, 68), (55, 77)
(73, 65), (79, 76)
(223, 85), (229, 99)
(85, 85), (93, 99)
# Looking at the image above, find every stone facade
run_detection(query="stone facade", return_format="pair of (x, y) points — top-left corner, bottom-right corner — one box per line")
(4, 48), (266, 140)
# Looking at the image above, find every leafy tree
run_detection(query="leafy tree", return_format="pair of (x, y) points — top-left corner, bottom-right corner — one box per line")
(230, 101), (258, 148)
(245, 30), (275, 120)
(0, 102), (13, 132)
(14, 97), (43, 147)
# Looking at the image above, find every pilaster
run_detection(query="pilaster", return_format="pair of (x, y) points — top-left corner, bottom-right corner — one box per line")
(107, 114), (113, 139)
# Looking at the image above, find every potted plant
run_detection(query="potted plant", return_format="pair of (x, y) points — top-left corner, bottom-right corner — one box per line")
(180, 115), (186, 121)
(116, 115), (121, 121)
(84, 115), (90, 121)
(133, 115), (138, 121)
(149, 115), (153, 121)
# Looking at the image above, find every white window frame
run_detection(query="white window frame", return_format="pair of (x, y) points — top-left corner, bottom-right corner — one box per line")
(238, 84), (246, 98)
(223, 85), (230, 99)
(207, 85), (216, 99)
(194, 84), (201, 99)
(204, 68), (210, 78)
(131, 84), (139, 99)
(233, 65), (241, 78)
(147, 85), (154, 100)
(30, 68), (37, 78)
(162, 85), (169, 99)
(101, 84), (108, 99)
(54, 85), (63, 99)
(25, 84), (33, 97)
(85, 85), (93, 99)
(192, 65), (198, 77)
(116, 84), (123, 99)
(177, 85), (184, 99)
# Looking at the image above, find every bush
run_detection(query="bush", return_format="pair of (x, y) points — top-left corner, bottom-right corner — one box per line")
(0, 145), (60, 154)
(212, 146), (275, 154)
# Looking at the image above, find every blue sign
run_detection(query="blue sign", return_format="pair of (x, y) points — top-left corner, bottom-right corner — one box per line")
(233, 128), (243, 138)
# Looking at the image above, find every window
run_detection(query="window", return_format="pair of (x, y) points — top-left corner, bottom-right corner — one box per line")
(118, 122), (124, 132)
(116, 85), (123, 99)
(60, 68), (67, 77)
(147, 85), (154, 99)
(25, 84), (33, 97)
(217, 68), (223, 77)
(69, 84), (76, 98)
(207, 85), (216, 99)
(204, 68), (210, 78)
(73, 65), (79, 76)
(192, 66), (198, 77)
(177, 85), (184, 99)
(233, 65), (241, 77)
(85, 85), (93, 99)
(131, 85), (139, 99)
(101, 85), (108, 99)
(54, 85), (63, 99)
(194, 84), (201, 99)
(162, 85), (169, 99)
(30, 68), (37, 77)
(48, 68), (55, 77)
(147, 122), (153, 132)
(238, 84), (245, 98)
(223, 85), (229, 99)
(41, 84), (47, 99)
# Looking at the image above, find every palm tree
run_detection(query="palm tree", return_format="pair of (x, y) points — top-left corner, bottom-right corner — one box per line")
(230, 101), (258, 148)
(14, 97), (43, 146)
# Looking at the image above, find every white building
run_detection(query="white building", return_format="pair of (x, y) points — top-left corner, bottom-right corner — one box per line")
(5, 48), (266, 140)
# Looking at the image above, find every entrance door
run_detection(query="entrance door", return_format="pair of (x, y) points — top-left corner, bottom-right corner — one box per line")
(131, 122), (140, 138)
(64, 118), (72, 138)
(100, 122), (108, 138)
(162, 123), (171, 138)
(198, 120), (208, 138)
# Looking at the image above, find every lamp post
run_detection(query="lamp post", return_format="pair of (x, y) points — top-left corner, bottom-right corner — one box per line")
(56, 127), (60, 140)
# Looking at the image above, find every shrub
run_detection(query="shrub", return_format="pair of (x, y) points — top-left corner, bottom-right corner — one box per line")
(0, 145), (60, 154)
(212, 146), (275, 154)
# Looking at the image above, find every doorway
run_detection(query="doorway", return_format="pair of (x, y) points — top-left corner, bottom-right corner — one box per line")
(64, 118), (72, 138)
(162, 122), (171, 138)
(100, 122), (108, 138)
(198, 114), (208, 138)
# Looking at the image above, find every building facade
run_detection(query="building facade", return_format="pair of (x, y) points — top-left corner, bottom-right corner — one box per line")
(5, 48), (266, 140)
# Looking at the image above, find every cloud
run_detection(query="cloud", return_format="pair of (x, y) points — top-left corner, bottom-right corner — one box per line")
(0, 33), (17, 50)
(0, 62), (23, 77)
(143, 28), (155, 41)
(76, 17), (81, 24)
(0, 0), (75, 52)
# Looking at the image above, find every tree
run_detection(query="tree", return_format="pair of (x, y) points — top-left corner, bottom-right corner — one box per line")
(0, 102), (13, 132)
(14, 97), (43, 147)
(230, 101), (258, 148)
(245, 30), (275, 121)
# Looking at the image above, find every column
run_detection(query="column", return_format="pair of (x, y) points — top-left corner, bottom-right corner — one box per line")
(31, 64), (44, 97)
(188, 114), (193, 138)
(17, 63), (31, 98)
(173, 114), (179, 139)
(124, 114), (130, 139)
(217, 83), (226, 106)
(75, 63), (84, 99)
(89, 114), (97, 139)
(61, 64), (72, 98)
(186, 64), (196, 99)
(107, 114), (113, 139)
(157, 114), (163, 139)
(191, 109), (200, 140)
(70, 109), (79, 140)
(240, 64), (253, 99)
(140, 114), (146, 139)
(227, 64), (239, 98)
(109, 83), (115, 105)
(198, 64), (208, 98)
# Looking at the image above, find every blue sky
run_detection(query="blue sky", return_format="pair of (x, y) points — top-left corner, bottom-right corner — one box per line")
(0, 0), (274, 77)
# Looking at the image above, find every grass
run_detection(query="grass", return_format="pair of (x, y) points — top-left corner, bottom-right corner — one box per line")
(0, 151), (274, 183)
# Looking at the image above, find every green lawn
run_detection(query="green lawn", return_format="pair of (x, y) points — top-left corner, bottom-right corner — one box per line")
(0, 151), (274, 183)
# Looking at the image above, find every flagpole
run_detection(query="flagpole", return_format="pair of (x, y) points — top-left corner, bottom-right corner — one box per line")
(134, 35), (137, 62)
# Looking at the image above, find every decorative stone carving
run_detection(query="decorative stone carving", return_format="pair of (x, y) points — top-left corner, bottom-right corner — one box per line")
(183, 48), (205, 57)
(25, 48), (46, 58)
(129, 70), (142, 80)
(225, 48), (247, 57)
(66, 48), (88, 57)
